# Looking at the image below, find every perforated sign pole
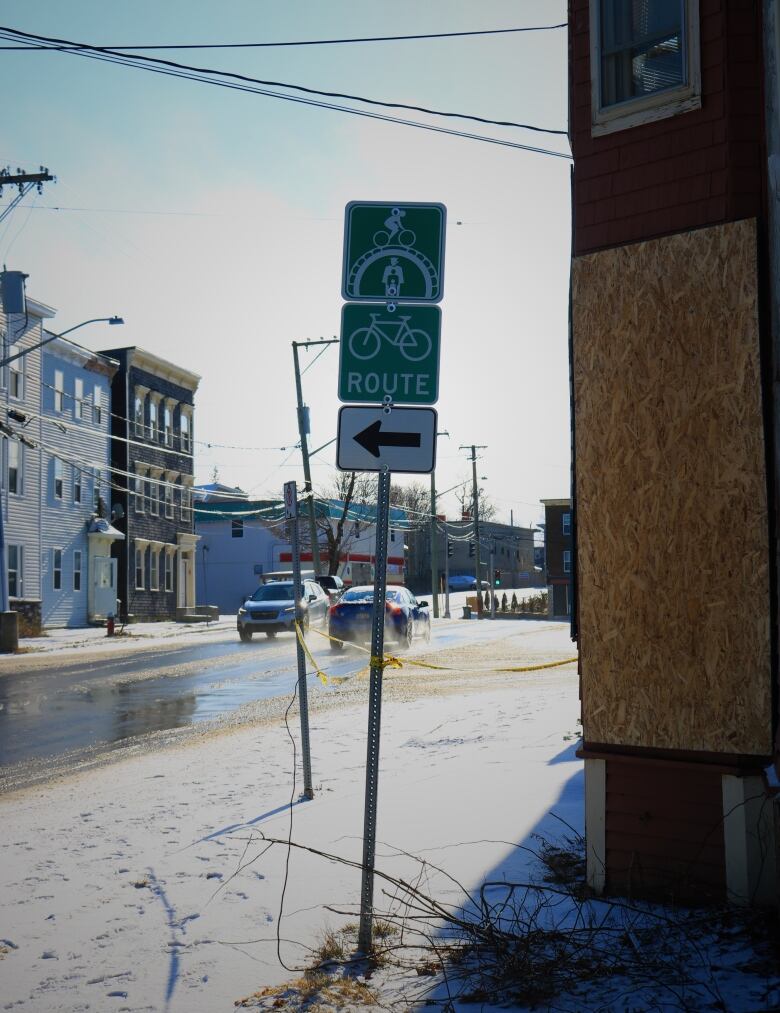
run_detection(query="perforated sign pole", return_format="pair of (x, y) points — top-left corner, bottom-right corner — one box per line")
(286, 480), (314, 801)
(357, 467), (392, 953)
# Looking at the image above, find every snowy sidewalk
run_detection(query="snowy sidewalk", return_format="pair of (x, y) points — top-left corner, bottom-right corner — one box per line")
(12, 615), (237, 656)
(0, 660), (581, 1012)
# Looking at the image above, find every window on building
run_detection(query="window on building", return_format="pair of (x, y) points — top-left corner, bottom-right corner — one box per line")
(53, 457), (64, 500)
(53, 548), (63, 590)
(150, 548), (159, 591)
(73, 550), (82, 591)
(54, 369), (64, 412)
(165, 550), (174, 592)
(8, 544), (22, 598)
(232, 519), (244, 538)
(93, 470), (102, 512)
(9, 347), (23, 399)
(563, 549), (572, 574)
(164, 477), (174, 519)
(93, 384), (102, 425)
(562, 512), (571, 535)
(149, 399), (158, 441)
(150, 473), (159, 516)
(592, 0), (700, 134)
(179, 410), (190, 452)
(74, 468), (82, 504)
(180, 484), (191, 522)
(134, 392), (145, 436)
(74, 377), (84, 420)
(135, 546), (145, 589)
(164, 405), (173, 447)
(8, 439), (21, 495)
(135, 468), (145, 513)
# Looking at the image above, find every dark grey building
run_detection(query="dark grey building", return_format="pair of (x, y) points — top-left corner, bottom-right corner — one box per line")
(100, 346), (200, 620)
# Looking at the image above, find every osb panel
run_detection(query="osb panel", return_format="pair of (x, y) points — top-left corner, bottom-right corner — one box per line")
(573, 218), (772, 755)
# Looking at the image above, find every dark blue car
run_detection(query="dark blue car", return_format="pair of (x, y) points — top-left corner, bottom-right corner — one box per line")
(328, 585), (431, 651)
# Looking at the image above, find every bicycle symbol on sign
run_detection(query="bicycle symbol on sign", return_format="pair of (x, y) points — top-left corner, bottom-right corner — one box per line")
(348, 313), (432, 363)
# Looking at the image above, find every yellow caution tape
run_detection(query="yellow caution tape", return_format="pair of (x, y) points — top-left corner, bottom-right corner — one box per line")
(294, 622), (353, 685)
(497, 657), (579, 673)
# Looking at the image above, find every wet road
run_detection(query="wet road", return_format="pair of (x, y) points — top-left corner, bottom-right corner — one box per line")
(0, 613), (567, 779)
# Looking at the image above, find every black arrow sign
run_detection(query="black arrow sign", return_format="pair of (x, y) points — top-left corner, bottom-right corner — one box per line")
(354, 420), (422, 458)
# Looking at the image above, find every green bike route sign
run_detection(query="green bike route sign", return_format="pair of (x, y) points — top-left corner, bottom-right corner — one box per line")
(338, 303), (441, 405)
(341, 201), (446, 303)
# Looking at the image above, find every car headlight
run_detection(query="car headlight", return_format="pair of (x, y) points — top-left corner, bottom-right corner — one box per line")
(283, 606), (296, 614)
(238, 608), (247, 616)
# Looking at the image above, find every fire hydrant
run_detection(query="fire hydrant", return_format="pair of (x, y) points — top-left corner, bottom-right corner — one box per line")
(106, 613), (115, 637)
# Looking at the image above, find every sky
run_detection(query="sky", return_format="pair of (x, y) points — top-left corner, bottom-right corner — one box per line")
(0, 0), (571, 529)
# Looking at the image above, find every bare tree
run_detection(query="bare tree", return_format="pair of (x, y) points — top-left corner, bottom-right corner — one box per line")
(390, 481), (430, 528)
(314, 472), (375, 575)
(454, 480), (496, 522)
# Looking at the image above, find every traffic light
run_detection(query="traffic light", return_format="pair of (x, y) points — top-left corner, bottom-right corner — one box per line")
(447, 539), (454, 558)
(494, 569), (501, 586)
(468, 541), (475, 558)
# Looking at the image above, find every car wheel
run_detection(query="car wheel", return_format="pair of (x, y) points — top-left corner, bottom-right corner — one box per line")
(265, 630), (277, 639)
(424, 621), (431, 644)
(402, 621), (414, 650)
(239, 629), (253, 643)
(302, 613), (310, 634)
(330, 637), (344, 652)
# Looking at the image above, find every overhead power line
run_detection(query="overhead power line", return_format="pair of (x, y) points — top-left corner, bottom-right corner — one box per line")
(0, 25), (570, 142)
(0, 23), (567, 51)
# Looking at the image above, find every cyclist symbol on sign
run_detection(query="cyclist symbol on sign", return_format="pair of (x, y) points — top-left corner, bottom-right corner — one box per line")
(348, 313), (432, 363)
(373, 207), (416, 249)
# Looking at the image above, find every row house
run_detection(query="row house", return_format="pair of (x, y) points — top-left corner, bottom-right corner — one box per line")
(2, 299), (122, 628)
(101, 346), (200, 621)
(540, 498), (572, 618)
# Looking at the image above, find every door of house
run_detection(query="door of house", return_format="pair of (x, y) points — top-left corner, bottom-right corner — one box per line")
(93, 557), (118, 617)
(178, 553), (193, 608)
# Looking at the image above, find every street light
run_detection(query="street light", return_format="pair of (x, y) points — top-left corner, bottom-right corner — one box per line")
(0, 316), (124, 370)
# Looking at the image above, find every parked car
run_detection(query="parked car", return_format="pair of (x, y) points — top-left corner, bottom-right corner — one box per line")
(328, 584), (431, 651)
(447, 574), (490, 592)
(315, 574), (345, 600)
(237, 579), (329, 642)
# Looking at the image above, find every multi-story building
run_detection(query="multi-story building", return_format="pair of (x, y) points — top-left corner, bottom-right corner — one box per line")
(569, 0), (778, 903)
(1, 296), (55, 629)
(540, 499), (572, 618)
(100, 346), (200, 621)
(40, 336), (121, 626)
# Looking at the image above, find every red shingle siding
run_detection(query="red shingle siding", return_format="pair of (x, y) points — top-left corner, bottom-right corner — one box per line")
(569, 0), (765, 256)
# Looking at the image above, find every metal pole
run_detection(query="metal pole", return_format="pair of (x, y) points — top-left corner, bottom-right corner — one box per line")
(443, 520), (451, 618)
(288, 483), (314, 800)
(429, 470), (439, 618)
(292, 341), (323, 577)
(358, 467), (391, 954)
(471, 447), (483, 618)
(490, 546), (496, 619)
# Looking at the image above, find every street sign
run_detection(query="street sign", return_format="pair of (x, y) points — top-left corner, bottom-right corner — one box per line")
(342, 201), (446, 303)
(283, 480), (297, 518)
(338, 303), (441, 405)
(336, 405), (438, 474)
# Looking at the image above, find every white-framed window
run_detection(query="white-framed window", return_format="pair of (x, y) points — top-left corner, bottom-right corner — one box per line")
(150, 548), (160, 591)
(93, 384), (102, 425)
(54, 369), (64, 412)
(73, 550), (82, 591)
(8, 439), (21, 495)
(179, 409), (190, 452)
(53, 548), (63, 590)
(164, 476), (174, 519)
(562, 512), (571, 535)
(134, 468), (146, 513)
(135, 545), (145, 589)
(8, 544), (22, 598)
(149, 398), (159, 441)
(93, 470), (102, 512)
(74, 468), (82, 504)
(180, 483), (191, 522)
(134, 391), (145, 436)
(9, 346), (23, 399)
(164, 405), (173, 447)
(231, 519), (243, 538)
(74, 377), (84, 420)
(563, 549), (572, 574)
(53, 457), (64, 500)
(150, 472), (160, 517)
(591, 0), (700, 136)
(165, 550), (174, 592)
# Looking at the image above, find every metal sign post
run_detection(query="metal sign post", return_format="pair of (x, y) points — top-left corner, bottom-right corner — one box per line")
(443, 521), (451, 619)
(357, 467), (392, 954)
(285, 480), (314, 801)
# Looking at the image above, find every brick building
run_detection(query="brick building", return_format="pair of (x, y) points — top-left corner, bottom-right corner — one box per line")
(569, 0), (779, 904)
(100, 346), (200, 620)
(541, 498), (572, 618)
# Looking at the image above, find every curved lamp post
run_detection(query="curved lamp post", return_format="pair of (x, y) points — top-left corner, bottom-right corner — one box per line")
(0, 316), (124, 370)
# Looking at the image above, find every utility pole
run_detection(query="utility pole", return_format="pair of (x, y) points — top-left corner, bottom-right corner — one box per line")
(460, 444), (487, 617)
(292, 338), (338, 577)
(429, 471), (439, 617)
(443, 520), (451, 618)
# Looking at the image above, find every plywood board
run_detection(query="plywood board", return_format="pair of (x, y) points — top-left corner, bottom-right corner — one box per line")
(573, 218), (771, 755)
